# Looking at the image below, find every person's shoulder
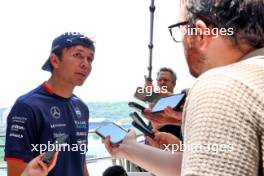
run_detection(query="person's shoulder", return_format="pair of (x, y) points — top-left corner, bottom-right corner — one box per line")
(16, 85), (44, 105)
(190, 66), (238, 95)
(185, 58), (264, 110)
(182, 58), (264, 130)
(203, 57), (262, 77)
(9, 86), (43, 116)
(71, 95), (88, 109)
(195, 57), (264, 96)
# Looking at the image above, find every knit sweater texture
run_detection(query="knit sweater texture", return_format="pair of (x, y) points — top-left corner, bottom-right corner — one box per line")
(182, 48), (264, 176)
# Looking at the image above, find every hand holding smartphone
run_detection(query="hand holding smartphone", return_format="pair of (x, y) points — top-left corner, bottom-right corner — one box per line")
(42, 134), (69, 164)
(95, 122), (128, 145)
(129, 112), (155, 138)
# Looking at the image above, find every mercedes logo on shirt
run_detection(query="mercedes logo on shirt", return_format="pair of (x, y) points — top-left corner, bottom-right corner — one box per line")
(50, 106), (61, 119)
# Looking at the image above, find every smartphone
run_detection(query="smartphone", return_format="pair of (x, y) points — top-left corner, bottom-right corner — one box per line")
(151, 93), (186, 114)
(42, 134), (69, 164)
(129, 112), (148, 128)
(95, 122), (128, 144)
(130, 112), (155, 138)
(128, 102), (146, 113)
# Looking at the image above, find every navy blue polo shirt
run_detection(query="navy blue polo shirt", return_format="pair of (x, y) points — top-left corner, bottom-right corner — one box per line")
(5, 83), (89, 176)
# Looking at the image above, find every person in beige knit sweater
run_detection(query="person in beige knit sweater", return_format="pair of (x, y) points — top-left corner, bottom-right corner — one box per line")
(104, 0), (264, 176)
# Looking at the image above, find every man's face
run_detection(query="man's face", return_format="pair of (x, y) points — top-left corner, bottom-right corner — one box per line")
(53, 45), (94, 86)
(156, 71), (175, 93)
(179, 1), (208, 77)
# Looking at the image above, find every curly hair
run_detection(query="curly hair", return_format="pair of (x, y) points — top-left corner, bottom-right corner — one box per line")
(184, 0), (264, 48)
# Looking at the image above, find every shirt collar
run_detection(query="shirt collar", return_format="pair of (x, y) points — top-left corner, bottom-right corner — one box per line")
(241, 47), (264, 60)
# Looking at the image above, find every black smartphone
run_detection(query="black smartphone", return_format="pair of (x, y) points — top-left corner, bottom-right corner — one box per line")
(95, 122), (128, 145)
(129, 112), (155, 138)
(151, 93), (186, 114)
(128, 102), (146, 113)
(42, 134), (69, 164)
(129, 112), (148, 128)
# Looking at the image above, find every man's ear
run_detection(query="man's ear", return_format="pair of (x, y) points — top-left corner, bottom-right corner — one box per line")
(195, 20), (212, 51)
(49, 53), (61, 69)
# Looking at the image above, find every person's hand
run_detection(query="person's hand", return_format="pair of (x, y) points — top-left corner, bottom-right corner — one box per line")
(144, 75), (153, 87)
(142, 107), (182, 126)
(21, 152), (58, 176)
(164, 106), (182, 124)
(146, 131), (181, 150)
(104, 130), (137, 159)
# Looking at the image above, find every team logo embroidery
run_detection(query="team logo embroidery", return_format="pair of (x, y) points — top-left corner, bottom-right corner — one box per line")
(50, 106), (61, 119)
(75, 107), (82, 118)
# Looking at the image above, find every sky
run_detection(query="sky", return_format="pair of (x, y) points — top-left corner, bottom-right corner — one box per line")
(0, 0), (196, 108)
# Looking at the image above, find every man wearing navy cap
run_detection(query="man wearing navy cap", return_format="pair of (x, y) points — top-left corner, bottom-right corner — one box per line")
(5, 32), (95, 176)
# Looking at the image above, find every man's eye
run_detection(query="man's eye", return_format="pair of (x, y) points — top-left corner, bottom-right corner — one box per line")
(73, 53), (83, 58)
(87, 57), (94, 63)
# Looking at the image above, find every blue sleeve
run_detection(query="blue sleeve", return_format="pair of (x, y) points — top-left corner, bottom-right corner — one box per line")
(86, 106), (89, 132)
(4, 100), (39, 163)
(85, 105), (89, 152)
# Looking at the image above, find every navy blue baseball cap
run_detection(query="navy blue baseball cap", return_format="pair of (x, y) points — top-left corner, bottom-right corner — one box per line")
(42, 32), (95, 71)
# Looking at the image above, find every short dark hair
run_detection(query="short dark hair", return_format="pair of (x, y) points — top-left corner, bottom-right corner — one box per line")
(42, 32), (95, 72)
(50, 46), (74, 72)
(103, 165), (128, 176)
(157, 67), (177, 85)
(49, 48), (65, 72)
(185, 0), (264, 48)
(53, 49), (63, 60)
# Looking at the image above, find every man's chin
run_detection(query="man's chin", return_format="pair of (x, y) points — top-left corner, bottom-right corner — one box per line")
(75, 81), (85, 86)
(190, 71), (200, 78)
(78, 83), (85, 86)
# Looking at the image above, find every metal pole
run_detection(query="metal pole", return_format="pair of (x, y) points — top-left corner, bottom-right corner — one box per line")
(147, 0), (155, 82)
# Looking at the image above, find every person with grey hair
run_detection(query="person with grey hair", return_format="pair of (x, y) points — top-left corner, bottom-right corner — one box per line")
(144, 67), (177, 97)
(144, 67), (183, 141)
(156, 67), (177, 94)
(104, 0), (264, 175)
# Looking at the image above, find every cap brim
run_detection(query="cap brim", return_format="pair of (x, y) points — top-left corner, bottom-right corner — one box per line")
(42, 58), (52, 71)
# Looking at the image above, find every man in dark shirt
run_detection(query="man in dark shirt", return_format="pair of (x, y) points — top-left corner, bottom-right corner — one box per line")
(5, 32), (95, 176)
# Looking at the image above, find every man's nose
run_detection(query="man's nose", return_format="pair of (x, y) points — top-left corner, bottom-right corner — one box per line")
(80, 59), (90, 69)
(160, 79), (167, 84)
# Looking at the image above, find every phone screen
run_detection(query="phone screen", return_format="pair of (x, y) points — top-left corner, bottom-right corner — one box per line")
(151, 93), (186, 113)
(96, 123), (128, 144)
